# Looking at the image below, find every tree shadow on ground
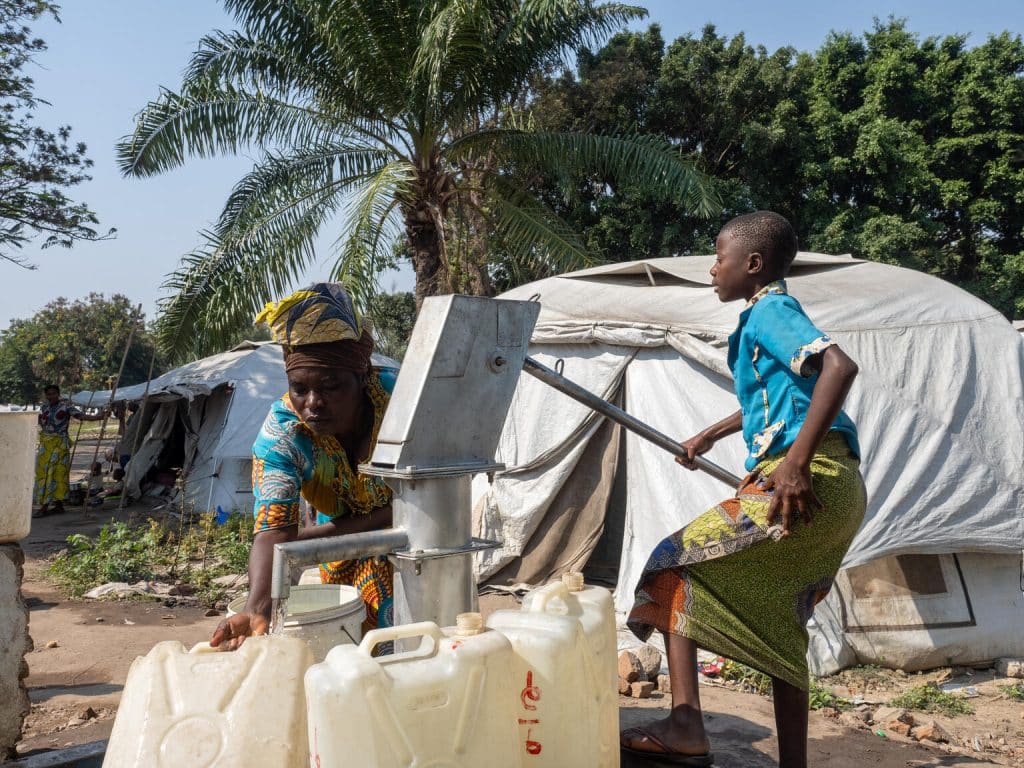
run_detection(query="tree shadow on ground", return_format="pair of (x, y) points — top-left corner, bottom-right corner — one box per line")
(28, 683), (123, 703)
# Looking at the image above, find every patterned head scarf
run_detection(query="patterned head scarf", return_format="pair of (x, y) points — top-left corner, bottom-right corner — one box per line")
(257, 283), (374, 374)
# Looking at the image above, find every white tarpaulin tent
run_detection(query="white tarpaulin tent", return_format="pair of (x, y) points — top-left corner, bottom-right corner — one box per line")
(474, 253), (1024, 674)
(72, 342), (395, 515)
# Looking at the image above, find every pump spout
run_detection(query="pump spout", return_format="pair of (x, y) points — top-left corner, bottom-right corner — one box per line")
(270, 528), (410, 603)
(522, 356), (743, 488)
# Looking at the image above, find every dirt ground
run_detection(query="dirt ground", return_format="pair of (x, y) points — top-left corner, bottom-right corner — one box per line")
(14, 501), (1024, 766)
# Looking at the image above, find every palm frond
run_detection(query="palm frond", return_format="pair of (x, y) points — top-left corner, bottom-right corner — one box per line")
(413, 0), (497, 111)
(116, 86), (345, 178)
(330, 160), (416, 314)
(216, 144), (390, 241)
(154, 161), (360, 359)
(222, 0), (320, 43)
(423, 0), (646, 123)
(478, 174), (597, 278)
(450, 130), (722, 216)
(186, 30), (326, 96)
(313, 0), (417, 115)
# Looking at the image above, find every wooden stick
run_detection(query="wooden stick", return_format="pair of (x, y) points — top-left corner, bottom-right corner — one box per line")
(122, 347), (159, 519)
(67, 389), (97, 473)
(88, 304), (143, 481)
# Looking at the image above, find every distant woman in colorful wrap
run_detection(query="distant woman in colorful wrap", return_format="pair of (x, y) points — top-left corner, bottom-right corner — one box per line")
(33, 384), (105, 517)
(211, 283), (398, 649)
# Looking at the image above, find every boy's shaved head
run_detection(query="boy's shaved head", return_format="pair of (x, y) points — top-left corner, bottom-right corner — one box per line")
(719, 211), (798, 278)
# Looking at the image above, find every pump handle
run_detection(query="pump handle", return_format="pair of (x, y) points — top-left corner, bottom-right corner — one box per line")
(522, 357), (743, 488)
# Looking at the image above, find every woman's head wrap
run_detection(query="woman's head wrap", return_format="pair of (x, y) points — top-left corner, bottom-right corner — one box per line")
(256, 283), (374, 374)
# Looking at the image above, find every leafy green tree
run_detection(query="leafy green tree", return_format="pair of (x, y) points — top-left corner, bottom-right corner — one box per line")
(370, 291), (417, 362)
(531, 20), (1024, 318)
(799, 21), (1024, 318)
(0, 294), (164, 403)
(116, 0), (719, 361)
(0, 1), (112, 266)
(527, 24), (809, 265)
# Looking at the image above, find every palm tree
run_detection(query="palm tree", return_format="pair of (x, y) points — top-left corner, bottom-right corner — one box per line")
(118, 0), (719, 359)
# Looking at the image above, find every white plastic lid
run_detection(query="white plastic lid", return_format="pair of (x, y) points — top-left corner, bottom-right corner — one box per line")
(455, 612), (484, 636)
(561, 571), (585, 592)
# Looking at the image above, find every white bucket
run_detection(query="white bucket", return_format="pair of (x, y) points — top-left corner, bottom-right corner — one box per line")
(0, 412), (38, 543)
(228, 584), (365, 662)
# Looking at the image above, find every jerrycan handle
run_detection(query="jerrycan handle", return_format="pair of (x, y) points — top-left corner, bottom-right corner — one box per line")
(526, 580), (571, 614)
(359, 621), (443, 663)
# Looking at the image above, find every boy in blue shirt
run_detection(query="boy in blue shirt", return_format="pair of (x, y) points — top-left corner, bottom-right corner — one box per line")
(623, 212), (865, 768)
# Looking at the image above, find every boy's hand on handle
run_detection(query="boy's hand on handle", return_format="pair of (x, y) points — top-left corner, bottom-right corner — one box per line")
(761, 458), (821, 536)
(677, 432), (714, 470)
(210, 611), (268, 651)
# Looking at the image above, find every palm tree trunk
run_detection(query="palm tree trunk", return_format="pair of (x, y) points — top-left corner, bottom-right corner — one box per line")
(404, 200), (445, 308)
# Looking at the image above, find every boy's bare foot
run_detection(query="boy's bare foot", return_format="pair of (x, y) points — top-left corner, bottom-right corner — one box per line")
(620, 710), (711, 757)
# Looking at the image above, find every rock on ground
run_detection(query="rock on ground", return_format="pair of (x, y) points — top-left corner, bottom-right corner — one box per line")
(911, 720), (950, 743)
(630, 681), (655, 699)
(657, 674), (672, 694)
(634, 644), (662, 680)
(618, 650), (643, 683)
(996, 658), (1024, 679)
(0, 544), (32, 759)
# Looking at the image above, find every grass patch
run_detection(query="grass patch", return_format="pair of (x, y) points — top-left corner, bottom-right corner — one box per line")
(889, 684), (974, 716)
(48, 514), (252, 607)
(809, 679), (853, 711)
(999, 683), (1024, 702)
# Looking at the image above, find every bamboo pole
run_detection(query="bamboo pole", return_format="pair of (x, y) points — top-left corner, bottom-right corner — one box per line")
(121, 347), (159, 518)
(88, 304), (143, 484)
(67, 388), (97, 472)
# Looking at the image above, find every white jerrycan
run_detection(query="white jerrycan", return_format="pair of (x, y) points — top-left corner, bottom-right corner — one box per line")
(533, 572), (618, 746)
(305, 614), (521, 768)
(486, 573), (619, 768)
(103, 637), (313, 768)
(0, 412), (36, 543)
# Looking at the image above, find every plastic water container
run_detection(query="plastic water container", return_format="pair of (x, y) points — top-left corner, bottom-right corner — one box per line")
(227, 583), (364, 662)
(305, 614), (521, 768)
(103, 636), (313, 768)
(486, 573), (619, 768)
(529, 572), (619, 709)
(0, 412), (37, 543)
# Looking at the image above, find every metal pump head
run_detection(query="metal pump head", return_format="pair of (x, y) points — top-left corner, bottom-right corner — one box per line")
(369, 295), (540, 475)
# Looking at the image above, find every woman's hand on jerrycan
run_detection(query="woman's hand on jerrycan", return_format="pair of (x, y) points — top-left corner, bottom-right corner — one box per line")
(211, 612), (269, 651)
(677, 431), (714, 470)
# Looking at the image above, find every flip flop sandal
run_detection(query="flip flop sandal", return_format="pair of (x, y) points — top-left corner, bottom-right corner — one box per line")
(620, 727), (714, 767)
(32, 506), (50, 519)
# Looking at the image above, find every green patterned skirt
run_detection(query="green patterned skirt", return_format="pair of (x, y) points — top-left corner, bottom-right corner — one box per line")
(628, 433), (866, 690)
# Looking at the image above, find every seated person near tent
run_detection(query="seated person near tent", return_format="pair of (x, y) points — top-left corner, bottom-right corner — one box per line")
(621, 212), (865, 768)
(87, 461), (105, 498)
(89, 467), (125, 507)
(211, 283), (397, 650)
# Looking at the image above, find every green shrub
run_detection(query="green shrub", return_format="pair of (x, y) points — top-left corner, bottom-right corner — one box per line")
(48, 521), (163, 596)
(999, 683), (1024, 702)
(889, 684), (974, 716)
(48, 514), (253, 605)
(809, 680), (853, 710)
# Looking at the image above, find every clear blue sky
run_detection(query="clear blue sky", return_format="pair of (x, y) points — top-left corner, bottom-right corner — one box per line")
(3, 0), (1022, 330)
